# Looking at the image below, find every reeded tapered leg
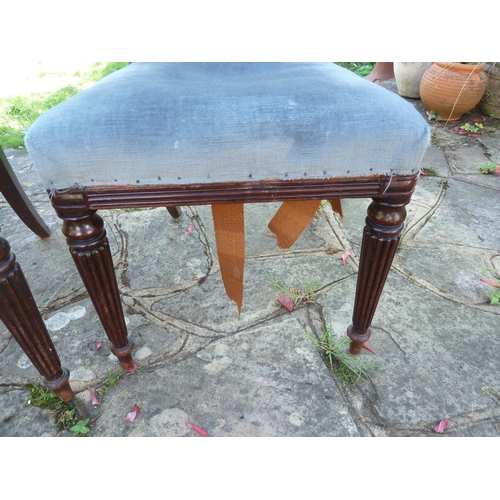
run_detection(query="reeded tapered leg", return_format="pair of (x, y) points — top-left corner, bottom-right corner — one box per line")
(59, 209), (135, 370)
(166, 206), (182, 219)
(347, 192), (412, 355)
(0, 237), (73, 401)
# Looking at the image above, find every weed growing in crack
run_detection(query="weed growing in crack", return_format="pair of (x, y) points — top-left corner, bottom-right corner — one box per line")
(481, 268), (500, 305)
(305, 324), (378, 386)
(268, 275), (316, 308)
(97, 369), (124, 396)
(427, 110), (442, 121)
(478, 162), (500, 175)
(421, 168), (438, 176)
(70, 418), (91, 437)
(25, 383), (82, 434)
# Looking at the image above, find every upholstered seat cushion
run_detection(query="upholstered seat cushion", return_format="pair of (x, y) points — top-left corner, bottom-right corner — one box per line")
(25, 63), (430, 191)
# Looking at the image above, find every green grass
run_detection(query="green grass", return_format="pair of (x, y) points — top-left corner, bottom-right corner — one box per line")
(268, 275), (317, 308)
(336, 62), (375, 77)
(0, 62), (128, 149)
(305, 323), (378, 386)
(25, 383), (83, 434)
(97, 369), (124, 396)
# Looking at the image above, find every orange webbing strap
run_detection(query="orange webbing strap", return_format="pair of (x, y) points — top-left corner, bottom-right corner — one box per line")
(329, 198), (344, 219)
(267, 200), (323, 249)
(211, 203), (245, 318)
(212, 198), (343, 317)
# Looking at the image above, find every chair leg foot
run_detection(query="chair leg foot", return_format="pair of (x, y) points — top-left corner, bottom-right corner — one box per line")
(110, 338), (136, 371)
(59, 209), (135, 371)
(348, 191), (413, 355)
(44, 367), (74, 402)
(347, 326), (370, 356)
(0, 237), (74, 402)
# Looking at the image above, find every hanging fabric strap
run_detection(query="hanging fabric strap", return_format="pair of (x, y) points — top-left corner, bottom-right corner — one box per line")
(267, 199), (323, 249)
(212, 198), (343, 317)
(329, 198), (344, 219)
(211, 203), (245, 319)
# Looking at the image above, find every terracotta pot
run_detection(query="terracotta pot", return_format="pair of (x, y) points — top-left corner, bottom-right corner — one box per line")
(479, 62), (500, 117)
(394, 62), (433, 98)
(419, 62), (488, 121)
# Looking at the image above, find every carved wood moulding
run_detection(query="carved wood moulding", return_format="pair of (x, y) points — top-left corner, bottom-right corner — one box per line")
(49, 174), (418, 212)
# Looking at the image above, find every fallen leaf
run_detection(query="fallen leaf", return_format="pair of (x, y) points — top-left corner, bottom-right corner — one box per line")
(277, 294), (294, 312)
(481, 278), (500, 288)
(433, 418), (449, 434)
(362, 343), (376, 354)
(187, 224), (193, 234)
(129, 363), (138, 373)
(96, 342), (102, 351)
(341, 249), (351, 266)
(186, 422), (210, 437)
(87, 386), (100, 406)
(125, 403), (139, 422)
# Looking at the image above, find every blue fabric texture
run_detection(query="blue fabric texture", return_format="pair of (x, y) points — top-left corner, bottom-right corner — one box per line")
(25, 63), (430, 190)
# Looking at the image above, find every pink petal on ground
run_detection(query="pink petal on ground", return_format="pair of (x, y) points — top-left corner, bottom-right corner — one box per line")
(277, 294), (294, 312)
(186, 422), (210, 437)
(125, 403), (139, 422)
(419, 169), (426, 176)
(363, 343), (376, 355)
(341, 249), (351, 266)
(129, 363), (138, 373)
(187, 224), (194, 234)
(481, 278), (500, 288)
(493, 167), (500, 176)
(96, 342), (102, 351)
(433, 418), (449, 433)
(87, 385), (100, 406)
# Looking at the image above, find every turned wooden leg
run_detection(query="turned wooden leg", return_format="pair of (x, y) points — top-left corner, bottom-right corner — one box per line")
(59, 209), (135, 370)
(166, 206), (182, 219)
(0, 237), (73, 401)
(347, 192), (412, 355)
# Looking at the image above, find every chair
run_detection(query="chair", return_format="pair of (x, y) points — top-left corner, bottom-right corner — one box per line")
(0, 148), (51, 238)
(24, 63), (430, 373)
(0, 151), (73, 401)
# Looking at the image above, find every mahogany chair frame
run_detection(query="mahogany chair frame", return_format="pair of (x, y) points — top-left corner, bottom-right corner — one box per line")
(0, 148), (50, 238)
(0, 150), (73, 401)
(0, 237), (73, 402)
(50, 172), (418, 372)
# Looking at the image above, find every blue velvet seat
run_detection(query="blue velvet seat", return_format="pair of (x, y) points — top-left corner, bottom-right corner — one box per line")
(25, 62), (430, 371)
(26, 63), (429, 190)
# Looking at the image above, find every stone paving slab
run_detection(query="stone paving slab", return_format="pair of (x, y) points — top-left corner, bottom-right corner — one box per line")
(81, 311), (359, 437)
(1, 82), (500, 437)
